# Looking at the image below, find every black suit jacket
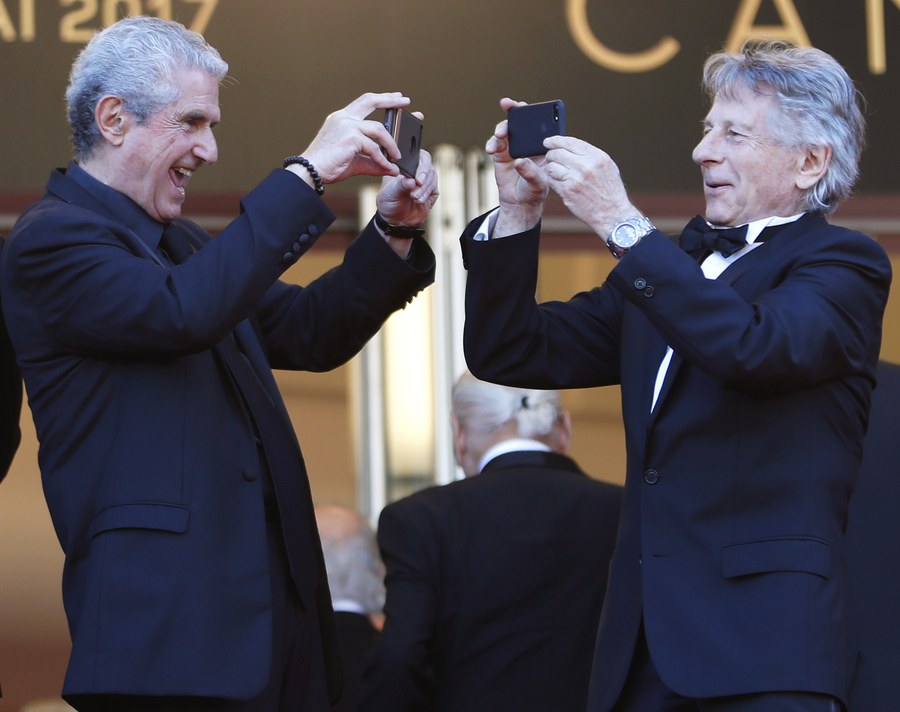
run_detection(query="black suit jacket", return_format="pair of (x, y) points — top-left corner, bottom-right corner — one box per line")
(461, 212), (891, 709)
(362, 450), (623, 712)
(333, 611), (381, 712)
(0, 165), (434, 702)
(0, 236), (21, 481)
(845, 360), (900, 711)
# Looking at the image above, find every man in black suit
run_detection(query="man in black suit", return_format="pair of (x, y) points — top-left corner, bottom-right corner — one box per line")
(315, 503), (386, 712)
(460, 41), (889, 711)
(845, 360), (900, 711)
(0, 15), (437, 712)
(0, 236), (21, 481)
(361, 371), (623, 712)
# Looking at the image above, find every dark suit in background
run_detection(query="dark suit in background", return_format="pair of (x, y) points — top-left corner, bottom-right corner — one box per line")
(333, 611), (381, 712)
(0, 236), (21, 481)
(315, 503), (386, 712)
(845, 361), (900, 711)
(362, 373), (623, 712)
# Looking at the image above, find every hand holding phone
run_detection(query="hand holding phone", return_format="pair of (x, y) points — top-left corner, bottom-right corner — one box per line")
(507, 100), (566, 159)
(384, 108), (423, 178)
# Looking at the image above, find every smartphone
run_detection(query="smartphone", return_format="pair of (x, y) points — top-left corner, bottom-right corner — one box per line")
(507, 100), (566, 159)
(384, 108), (423, 178)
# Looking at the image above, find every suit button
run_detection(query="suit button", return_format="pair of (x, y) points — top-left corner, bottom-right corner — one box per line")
(308, 224), (319, 237)
(643, 469), (660, 485)
(291, 241), (302, 254)
(634, 278), (647, 290)
(642, 285), (655, 298)
(281, 252), (295, 264)
(242, 468), (258, 482)
(298, 233), (311, 245)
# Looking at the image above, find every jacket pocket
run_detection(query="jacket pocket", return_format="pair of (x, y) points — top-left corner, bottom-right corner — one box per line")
(721, 536), (831, 579)
(88, 502), (190, 537)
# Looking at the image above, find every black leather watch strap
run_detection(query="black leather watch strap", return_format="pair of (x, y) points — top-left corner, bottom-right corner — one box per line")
(374, 212), (425, 239)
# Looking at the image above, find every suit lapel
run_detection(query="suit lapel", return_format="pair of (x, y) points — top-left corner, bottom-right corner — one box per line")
(648, 214), (823, 417)
(46, 168), (168, 268)
(232, 319), (298, 430)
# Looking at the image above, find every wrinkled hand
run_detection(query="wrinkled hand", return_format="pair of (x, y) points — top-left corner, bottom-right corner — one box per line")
(376, 147), (439, 226)
(298, 92), (410, 186)
(375, 148), (439, 258)
(486, 98), (550, 238)
(543, 136), (639, 237)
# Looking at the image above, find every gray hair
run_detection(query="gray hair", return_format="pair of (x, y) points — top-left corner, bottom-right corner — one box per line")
(452, 371), (563, 440)
(702, 39), (865, 213)
(318, 508), (385, 614)
(66, 16), (229, 160)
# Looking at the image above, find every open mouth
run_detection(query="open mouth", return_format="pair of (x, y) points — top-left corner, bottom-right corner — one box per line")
(170, 167), (193, 195)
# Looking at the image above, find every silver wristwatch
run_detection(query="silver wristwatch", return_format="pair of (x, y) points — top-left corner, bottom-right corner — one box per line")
(606, 216), (656, 259)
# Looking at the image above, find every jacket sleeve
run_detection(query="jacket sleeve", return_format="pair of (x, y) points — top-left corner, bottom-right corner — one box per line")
(257, 218), (435, 373)
(461, 213), (623, 390)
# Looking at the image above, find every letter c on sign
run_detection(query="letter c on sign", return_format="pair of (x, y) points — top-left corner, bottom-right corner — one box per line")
(566, 0), (680, 73)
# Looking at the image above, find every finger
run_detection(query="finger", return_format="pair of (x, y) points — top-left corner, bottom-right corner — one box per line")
(413, 168), (439, 203)
(499, 97), (527, 112)
(357, 133), (402, 174)
(413, 150), (435, 185)
(361, 118), (401, 161)
(347, 91), (410, 118)
(486, 134), (509, 157)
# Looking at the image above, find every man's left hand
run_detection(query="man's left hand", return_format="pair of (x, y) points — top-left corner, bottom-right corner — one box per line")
(544, 136), (638, 238)
(375, 148), (439, 257)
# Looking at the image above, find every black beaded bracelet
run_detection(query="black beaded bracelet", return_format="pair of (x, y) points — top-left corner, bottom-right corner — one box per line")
(283, 155), (324, 195)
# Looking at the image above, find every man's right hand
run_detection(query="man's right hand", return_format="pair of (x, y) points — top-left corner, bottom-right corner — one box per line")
(291, 92), (412, 188)
(487, 98), (550, 239)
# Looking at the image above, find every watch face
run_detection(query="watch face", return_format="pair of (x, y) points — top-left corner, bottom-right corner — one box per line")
(613, 222), (641, 248)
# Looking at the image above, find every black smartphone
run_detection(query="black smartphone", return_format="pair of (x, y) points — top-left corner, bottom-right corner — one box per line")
(507, 100), (566, 158)
(384, 108), (423, 178)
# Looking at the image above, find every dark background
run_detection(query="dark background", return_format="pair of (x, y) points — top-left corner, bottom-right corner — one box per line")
(0, 0), (897, 197)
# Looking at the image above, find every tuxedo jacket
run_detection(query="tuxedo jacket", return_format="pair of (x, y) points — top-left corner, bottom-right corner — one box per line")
(0, 236), (21, 481)
(0, 166), (434, 701)
(460, 212), (891, 709)
(845, 360), (900, 711)
(362, 450), (623, 712)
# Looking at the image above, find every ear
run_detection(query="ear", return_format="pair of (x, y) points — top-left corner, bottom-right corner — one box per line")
(95, 95), (129, 147)
(555, 411), (573, 455)
(795, 144), (831, 191)
(451, 414), (465, 466)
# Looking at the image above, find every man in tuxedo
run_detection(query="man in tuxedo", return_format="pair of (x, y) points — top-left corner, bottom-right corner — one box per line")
(361, 371), (623, 712)
(0, 16), (437, 712)
(315, 503), (386, 712)
(460, 40), (890, 711)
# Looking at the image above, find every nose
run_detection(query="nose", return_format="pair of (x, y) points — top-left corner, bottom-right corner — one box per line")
(692, 131), (717, 166)
(195, 128), (218, 165)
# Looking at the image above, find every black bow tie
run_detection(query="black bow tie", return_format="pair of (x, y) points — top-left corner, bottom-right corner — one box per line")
(679, 215), (749, 258)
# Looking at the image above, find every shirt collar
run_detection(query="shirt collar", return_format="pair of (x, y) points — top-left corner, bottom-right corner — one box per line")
(708, 212), (805, 246)
(478, 438), (550, 474)
(744, 213), (805, 244)
(67, 161), (166, 251)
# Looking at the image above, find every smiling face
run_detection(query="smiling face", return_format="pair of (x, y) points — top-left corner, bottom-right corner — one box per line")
(104, 68), (220, 223)
(692, 83), (807, 227)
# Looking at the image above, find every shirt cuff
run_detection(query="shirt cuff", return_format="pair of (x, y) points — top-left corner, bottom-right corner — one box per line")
(473, 208), (501, 241)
